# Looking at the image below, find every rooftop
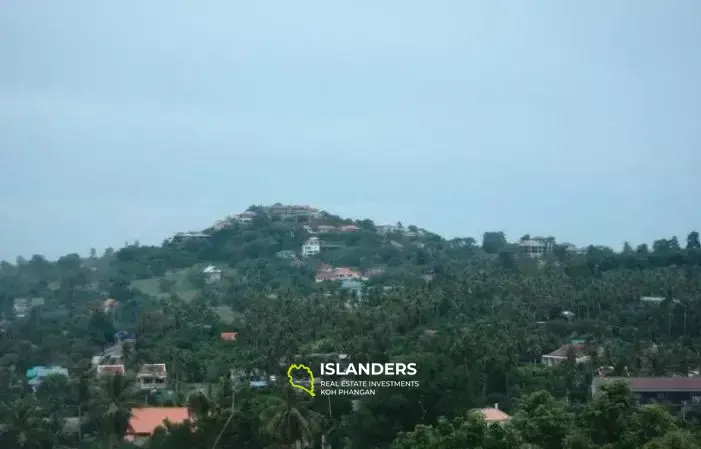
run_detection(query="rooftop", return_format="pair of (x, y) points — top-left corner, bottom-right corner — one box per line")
(138, 363), (167, 377)
(593, 376), (701, 392)
(127, 407), (190, 437)
(475, 407), (511, 423)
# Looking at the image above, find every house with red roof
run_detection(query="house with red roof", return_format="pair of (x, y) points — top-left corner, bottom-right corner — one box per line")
(221, 332), (238, 341)
(125, 407), (190, 443)
(97, 365), (125, 377)
(315, 267), (364, 283)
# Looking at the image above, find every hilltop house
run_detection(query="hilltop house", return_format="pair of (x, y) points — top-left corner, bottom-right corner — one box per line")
(518, 237), (555, 257)
(339, 224), (360, 232)
(137, 363), (167, 390)
(202, 265), (222, 283)
(125, 407), (190, 443)
(541, 342), (590, 366)
(376, 224), (404, 235)
(265, 204), (320, 220)
(302, 237), (321, 257)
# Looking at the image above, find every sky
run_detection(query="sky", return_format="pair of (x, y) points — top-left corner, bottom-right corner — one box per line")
(1, 1), (700, 260)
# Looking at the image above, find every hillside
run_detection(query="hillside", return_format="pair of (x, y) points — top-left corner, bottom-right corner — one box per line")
(1, 204), (701, 449)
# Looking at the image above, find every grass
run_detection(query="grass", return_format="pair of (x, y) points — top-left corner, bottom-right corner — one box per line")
(130, 268), (198, 302)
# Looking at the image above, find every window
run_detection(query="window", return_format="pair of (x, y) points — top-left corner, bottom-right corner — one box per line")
(692, 395), (701, 405)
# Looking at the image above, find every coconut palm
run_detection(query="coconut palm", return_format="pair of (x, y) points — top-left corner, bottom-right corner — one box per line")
(0, 397), (55, 449)
(261, 386), (323, 449)
(90, 374), (140, 449)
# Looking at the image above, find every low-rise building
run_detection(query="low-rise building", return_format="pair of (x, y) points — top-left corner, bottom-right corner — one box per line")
(474, 405), (511, 424)
(376, 224), (404, 235)
(220, 332), (238, 341)
(137, 363), (167, 390)
(315, 267), (364, 282)
(302, 237), (321, 257)
(339, 224), (360, 232)
(519, 237), (555, 257)
(592, 377), (701, 407)
(541, 342), (590, 366)
(202, 265), (222, 283)
(13, 297), (45, 318)
(317, 225), (337, 233)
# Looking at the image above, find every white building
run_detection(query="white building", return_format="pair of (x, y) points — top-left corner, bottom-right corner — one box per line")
(519, 237), (554, 257)
(302, 237), (321, 257)
(203, 265), (223, 283)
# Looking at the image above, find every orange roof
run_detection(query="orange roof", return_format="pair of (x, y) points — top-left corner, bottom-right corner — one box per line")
(476, 408), (511, 422)
(127, 407), (189, 437)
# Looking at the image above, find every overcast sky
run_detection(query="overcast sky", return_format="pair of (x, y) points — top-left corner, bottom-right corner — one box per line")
(1, 1), (699, 260)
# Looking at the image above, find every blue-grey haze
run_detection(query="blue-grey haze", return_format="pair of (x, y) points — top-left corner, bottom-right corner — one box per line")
(1, 1), (699, 260)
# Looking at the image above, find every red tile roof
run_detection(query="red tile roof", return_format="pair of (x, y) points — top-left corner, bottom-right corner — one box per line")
(221, 332), (238, 341)
(127, 407), (189, 438)
(97, 365), (125, 376)
(594, 376), (701, 391)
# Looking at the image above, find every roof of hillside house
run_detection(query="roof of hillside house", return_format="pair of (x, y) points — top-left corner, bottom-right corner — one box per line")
(127, 407), (190, 437)
(475, 407), (511, 422)
(97, 365), (125, 375)
(138, 363), (167, 377)
(544, 343), (587, 358)
(202, 265), (221, 273)
(593, 376), (701, 392)
(340, 225), (360, 231)
(221, 332), (238, 341)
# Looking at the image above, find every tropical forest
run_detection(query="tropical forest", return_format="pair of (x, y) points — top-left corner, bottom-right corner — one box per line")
(2, 204), (701, 449)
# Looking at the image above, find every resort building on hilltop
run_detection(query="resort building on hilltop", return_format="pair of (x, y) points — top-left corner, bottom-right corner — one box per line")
(518, 237), (555, 257)
(264, 204), (321, 220)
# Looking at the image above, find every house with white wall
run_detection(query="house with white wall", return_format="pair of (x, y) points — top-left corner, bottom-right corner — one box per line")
(302, 237), (321, 257)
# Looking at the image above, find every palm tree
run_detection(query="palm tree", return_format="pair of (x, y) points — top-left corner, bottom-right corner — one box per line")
(261, 386), (322, 449)
(0, 397), (54, 449)
(90, 374), (140, 449)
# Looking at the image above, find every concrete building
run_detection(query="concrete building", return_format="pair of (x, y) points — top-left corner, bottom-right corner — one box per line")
(302, 237), (321, 257)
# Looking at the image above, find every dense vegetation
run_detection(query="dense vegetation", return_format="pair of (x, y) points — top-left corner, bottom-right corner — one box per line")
(2, 205), (701, 449)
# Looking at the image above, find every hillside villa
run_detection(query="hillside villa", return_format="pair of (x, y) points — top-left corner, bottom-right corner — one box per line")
(202, 265), (222, 283)
(302, 237), (321, 257)
(137, 363), (167, 389)
(315, 266), (364, 282)
(541, 341), (590, 366)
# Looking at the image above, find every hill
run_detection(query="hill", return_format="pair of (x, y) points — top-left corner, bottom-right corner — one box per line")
(1, 204), (701, 449)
